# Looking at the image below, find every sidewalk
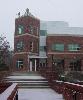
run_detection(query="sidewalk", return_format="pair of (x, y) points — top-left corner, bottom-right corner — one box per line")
(18, 88), (64, 100)
(5, 72), (64, 100)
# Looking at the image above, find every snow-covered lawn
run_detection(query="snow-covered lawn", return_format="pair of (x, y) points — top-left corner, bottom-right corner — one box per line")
(7, 75), (45, 79)
(18, 88), (64, 100)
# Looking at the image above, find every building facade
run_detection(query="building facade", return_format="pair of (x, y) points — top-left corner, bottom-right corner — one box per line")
(13, 10), (83, 73)
(46, 34), (83, 73)
(13, 9), (40, 71)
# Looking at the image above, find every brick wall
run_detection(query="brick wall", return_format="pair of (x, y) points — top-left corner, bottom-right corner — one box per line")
(13, 14), (40, 71)
(15, 16), (40, 36)
(50, 80), (83, 100)
(46, 35), (83, 71)
(14, 35), (39, 53)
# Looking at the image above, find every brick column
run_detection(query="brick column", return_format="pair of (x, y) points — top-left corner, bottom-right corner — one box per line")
(47, 54), (52, 68)
(46, 54), (53, 80)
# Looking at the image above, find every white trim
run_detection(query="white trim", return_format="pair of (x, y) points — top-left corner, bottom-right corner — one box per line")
(30, 61), (32, 71)
(14, 52), (38, 55)
(47, 34), (83, 37)
(48, 52), (83, 55)
(14, 33), (39, 38)
(35, 59), (36, 71)
(29, 55), (47, 58)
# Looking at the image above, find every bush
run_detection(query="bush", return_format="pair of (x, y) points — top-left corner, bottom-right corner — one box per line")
(0, 64), (9, 71)
(64, 71), (83, 82)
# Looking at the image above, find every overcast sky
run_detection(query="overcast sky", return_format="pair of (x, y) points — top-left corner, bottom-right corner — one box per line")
(0, 0), (83, 49)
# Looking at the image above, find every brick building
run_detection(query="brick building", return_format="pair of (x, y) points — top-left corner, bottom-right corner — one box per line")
(46, 34), (83, 73)
(13, 9), (40, 71)
(13, 9), (83, 73)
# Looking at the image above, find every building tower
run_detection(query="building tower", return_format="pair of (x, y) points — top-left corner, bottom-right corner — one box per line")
(13, 9), (40, 71)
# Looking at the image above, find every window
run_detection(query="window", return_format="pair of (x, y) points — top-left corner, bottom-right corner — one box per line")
(30, 26), (33, 34)
(30, 42), (33, 52)
(28, 25), (33, 34)
(52, 44), (64, 51)
(16, 41), (24, 52)
(37, 27), (39, 35)
(18, 25), (24, 34)
(68, 44), (80, 51)
(39, 46), (46, 51)
(16, 59), (23, 69)
(69, 59), (81, 71)
(40, 46), (44, 51)
(40, 30), (47, 36)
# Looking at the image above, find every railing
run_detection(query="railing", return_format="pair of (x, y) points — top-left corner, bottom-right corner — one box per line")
(50, 80), (83, 100)
(0, 83), (18, 100)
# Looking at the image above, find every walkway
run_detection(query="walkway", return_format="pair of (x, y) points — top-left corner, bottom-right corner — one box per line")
(18, 88), (64, 100)
(5, 71), (64, 100)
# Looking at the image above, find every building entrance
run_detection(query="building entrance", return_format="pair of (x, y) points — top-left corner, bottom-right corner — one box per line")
(29, 59), (37, 72)
(29, 55), (46, 72)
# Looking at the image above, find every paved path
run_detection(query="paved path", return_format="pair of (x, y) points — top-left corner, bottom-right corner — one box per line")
(18, 88), (64, 100)
(5, 72), (64, 100)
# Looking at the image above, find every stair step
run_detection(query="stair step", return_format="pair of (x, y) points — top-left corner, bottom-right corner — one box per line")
(5, 79), (46, 81)
(18, 86), (50, 88)
(4, 72), (50, 89)
(7, 81), (48, 84)
(7, 81), (48, 83)
(19, 83), (48, 85)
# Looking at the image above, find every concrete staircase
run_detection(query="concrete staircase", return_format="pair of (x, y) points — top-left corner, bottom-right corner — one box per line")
(4, 72), (50, 88)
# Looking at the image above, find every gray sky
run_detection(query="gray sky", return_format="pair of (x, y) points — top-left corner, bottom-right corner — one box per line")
(0, 0), (83, 49)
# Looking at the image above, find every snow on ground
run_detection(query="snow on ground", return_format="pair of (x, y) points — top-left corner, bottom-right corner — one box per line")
(7, 76), (45, 79)
(18, 88), (64, 100)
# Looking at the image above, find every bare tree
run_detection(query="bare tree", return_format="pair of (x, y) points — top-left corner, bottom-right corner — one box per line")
(0, 34), (10, 70)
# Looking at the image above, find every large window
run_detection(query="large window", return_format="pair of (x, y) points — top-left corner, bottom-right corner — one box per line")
(16, 41), (24, 52)
(68, 44), (80, 51)
(17, 25), (24, 35)
(39, 46), (46, 51)
(52, 44), (64, 51)
(40, 30), (47, 36)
